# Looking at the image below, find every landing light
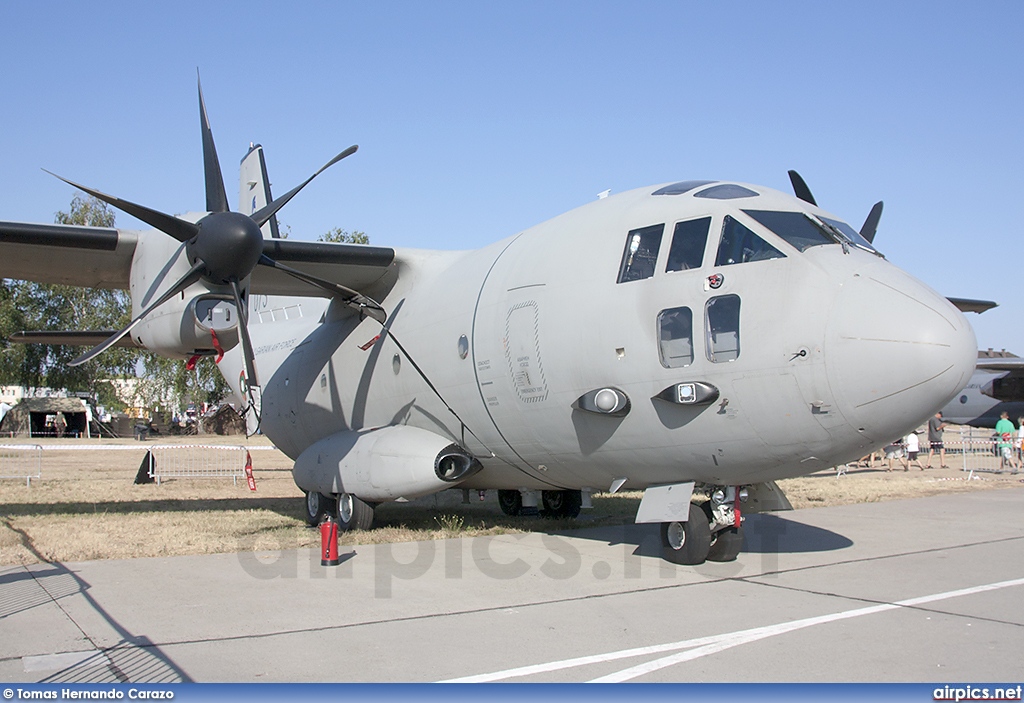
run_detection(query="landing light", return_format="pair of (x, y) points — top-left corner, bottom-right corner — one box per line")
(572, 388), (631, 417)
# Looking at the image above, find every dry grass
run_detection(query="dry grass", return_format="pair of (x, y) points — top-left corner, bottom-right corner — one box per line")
(1, 434), (1021, 566)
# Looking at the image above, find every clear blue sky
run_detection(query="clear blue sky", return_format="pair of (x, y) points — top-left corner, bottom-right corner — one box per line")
(1, 1), (1022, 353)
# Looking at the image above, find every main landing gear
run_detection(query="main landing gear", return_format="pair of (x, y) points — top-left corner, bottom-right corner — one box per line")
(303, 490), (375, 531)
(660, 487), (746, 565)
(498, 489), (583, 519)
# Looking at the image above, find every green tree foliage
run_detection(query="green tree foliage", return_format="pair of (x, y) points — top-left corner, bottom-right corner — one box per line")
(319, 227), (368, 244)
(136, 354), (229, 415)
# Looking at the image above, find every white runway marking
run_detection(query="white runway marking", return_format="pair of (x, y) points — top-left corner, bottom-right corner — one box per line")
(440, 577), (1024, 683)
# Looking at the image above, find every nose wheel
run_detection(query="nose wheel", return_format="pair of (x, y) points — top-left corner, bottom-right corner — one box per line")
(660, 502), (712, 565)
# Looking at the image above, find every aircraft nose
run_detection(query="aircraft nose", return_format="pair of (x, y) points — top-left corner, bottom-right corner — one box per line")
(825, 268), (976, 440)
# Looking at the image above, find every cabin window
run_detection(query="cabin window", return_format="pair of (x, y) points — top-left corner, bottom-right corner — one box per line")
(706, 294), (740, 362)
(743, 210), (835, 252)
(666, 217), (711, 272)
(657, 306), (694, 368)
(714, 216), (784, 266)
(617, 224), (664, 283)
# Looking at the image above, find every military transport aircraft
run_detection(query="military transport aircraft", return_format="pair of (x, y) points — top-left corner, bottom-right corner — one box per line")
(0, 81), (979, 566)
(939, 350), (1024, 427)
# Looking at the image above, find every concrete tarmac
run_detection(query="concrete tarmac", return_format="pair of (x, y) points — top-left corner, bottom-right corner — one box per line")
(2, 488), (1023, 683)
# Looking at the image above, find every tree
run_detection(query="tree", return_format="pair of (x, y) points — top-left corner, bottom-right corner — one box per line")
(135, 353), (229, 415)
(319, 227), (368, 244)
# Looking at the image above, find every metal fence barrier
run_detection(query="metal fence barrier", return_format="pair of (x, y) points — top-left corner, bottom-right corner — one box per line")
(943, 428), (1023, 480)
(0, 444), (42, 486)
(146, 444), (250, 486)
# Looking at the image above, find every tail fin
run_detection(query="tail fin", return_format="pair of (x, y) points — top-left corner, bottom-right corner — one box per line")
(239, 143), (281, 238)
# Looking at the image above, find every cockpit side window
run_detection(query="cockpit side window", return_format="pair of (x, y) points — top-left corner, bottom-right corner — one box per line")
(617, 224), (664, 283)
(714, 216), (784, 267)
(657, 306), (693, 368)
(706, 294), (740, 362)
(666, 217), (711, 272)
(743, 210), (834, 252)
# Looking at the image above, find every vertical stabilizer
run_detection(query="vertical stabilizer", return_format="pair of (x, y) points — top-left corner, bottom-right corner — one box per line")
(239, 143), (281, 238)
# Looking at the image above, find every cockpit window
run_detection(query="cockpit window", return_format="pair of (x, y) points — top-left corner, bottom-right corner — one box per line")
(714, 216), (785, 266)
(820, 216), (879, 254)
(652, 180), (715, 196)
(743, 210), (834, 252)
(617, 224), (664, 283)
(695, 184), (759, 200)
(666, 217), (711, 272)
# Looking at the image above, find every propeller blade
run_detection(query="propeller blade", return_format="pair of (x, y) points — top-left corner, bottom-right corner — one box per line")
(860, 201), (884, 244)
(69, 261), (206, 366)
(44, 170), (200, 243)
(250, 145), (358, 227)
(229, 279), (259, 390)
(787, 170), (818, 206)
(198, 74), (229, 214)
(257, 254), (387, 323)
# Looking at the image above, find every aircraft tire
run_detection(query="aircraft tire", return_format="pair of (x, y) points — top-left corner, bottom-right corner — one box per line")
(660, 503), (711, 565)
(541, 489), (582, 519)
(336, 492), (375, 531)
(706, 526), (744, 562)
(303, 491), (334, 527)
(498, 489), (522, 516)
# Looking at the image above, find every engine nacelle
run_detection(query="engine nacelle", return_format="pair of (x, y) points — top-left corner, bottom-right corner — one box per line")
(127, 231), (242, 358)
(131, 294), (240, 359)
(292, 425), (483, 502)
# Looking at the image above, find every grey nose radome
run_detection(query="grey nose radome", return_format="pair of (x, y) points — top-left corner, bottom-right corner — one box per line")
(825, 270), (977, 440)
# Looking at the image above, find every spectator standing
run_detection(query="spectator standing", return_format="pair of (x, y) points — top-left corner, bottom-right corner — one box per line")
(995, 411), (1020, 474)
(925, 411), (948, 468)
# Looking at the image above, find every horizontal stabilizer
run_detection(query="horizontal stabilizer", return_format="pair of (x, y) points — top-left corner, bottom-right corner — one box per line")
(9, 330), (142, 348)
(947, 297), (998, 314)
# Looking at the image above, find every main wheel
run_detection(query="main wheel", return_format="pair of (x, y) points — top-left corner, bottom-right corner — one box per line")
(541, 489), (582, 519)
(498, 489), (523, 516)
(706, 526), (744, 562)
(336, 492), (375, 531)
(660, 502), (712, 565)
(303, 490), (335, 526)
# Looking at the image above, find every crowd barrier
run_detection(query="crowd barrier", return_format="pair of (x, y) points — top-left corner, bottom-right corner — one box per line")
(145, 444), (252, 486)
(0, 444), (42, 486)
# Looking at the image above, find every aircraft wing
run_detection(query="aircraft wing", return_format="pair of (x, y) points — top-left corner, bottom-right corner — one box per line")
(976, 357), (1024, 372)
(0, 221), (137, 289)
(0, 220), (396, 297)
(8, 330), (141, 348)
(253, 239), (396, 296)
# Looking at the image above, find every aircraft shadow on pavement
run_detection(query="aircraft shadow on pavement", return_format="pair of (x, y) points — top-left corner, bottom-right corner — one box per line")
(1, 523), (192, 684)
(563, 512), (853, 559)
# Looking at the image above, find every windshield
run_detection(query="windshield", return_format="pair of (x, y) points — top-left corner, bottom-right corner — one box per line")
(743, 210), (834, 252)
(820, 216), (880, 254)
(743, 210), (881, 256)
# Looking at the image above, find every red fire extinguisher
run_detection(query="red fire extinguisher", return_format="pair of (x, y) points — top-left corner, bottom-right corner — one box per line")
(320, 516), (340, 567)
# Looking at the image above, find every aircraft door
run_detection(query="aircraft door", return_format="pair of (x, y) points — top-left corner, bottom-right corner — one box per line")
(472, 280), (553, 475)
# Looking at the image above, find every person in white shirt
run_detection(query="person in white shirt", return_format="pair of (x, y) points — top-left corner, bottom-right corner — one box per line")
(901, 431), (924, 471)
